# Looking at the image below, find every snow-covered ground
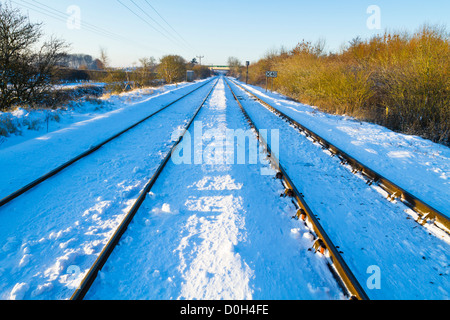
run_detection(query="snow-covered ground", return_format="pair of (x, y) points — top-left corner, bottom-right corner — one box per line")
(0, 81), (195, 151)
(85, 77), (343, 300)
(52, 81), (106, 90)
(234, 80), (450, 218)
(227, 79), (450, 299)
(0, 75), (448, 300)
(0, 79), (215, 299)
(0, 80), (209, 200)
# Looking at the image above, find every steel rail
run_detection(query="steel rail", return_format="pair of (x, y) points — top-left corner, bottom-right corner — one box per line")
(224, 77), (369, 300)
(0, 78), (216, 208)
(70, 79), (219, 300)
(228, 79), (450, 235)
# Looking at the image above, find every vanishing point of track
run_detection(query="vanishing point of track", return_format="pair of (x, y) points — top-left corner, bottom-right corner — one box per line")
(72, 77), (369, 300)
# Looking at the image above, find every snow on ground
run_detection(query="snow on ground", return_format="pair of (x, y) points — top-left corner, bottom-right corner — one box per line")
(227, 79), (450, 299)
(1, 75), (448, 300)
(52, 81), (106, 90)
(85, 77), (344, 300)
(0, 80), (209, 200)
(0, 79), (216, 300)
(0, 81), (196, 151)
(234, 80), (450, 218)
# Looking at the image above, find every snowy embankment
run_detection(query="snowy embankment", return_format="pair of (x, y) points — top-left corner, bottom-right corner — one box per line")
(0, 79), (213, 300)
(235, 80), (450, 218)
(0, 80), (208, 200)
(0, 81), (192, 150)
(227, 79), (450, 299)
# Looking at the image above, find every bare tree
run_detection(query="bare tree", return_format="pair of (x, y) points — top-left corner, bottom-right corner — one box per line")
(99, 47), (109, 70)
(227, 56), (242, 78)
(157, 55), (186, 84)
(0, 4), (68, 111)
(137, 56), (156, 86)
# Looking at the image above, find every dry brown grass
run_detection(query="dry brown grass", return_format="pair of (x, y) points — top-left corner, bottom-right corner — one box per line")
(244, 25), (450, 145)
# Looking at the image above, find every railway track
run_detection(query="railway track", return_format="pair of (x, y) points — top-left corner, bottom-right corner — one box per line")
(73, 77), (367, 300)
(227, 78), (450, 236)
(71, 76), (448, 300)
(3, 76), (446, 300)
(224, 78), (369, 300)
(0, 78), (216, 208)
(225, 78), (450, 300)
(70, 79), (220, 300)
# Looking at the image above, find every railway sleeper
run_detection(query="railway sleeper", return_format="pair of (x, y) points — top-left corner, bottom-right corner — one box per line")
(282, 188), (295, 198)
(313, 239), (327, 255)
(292, 208), (307, 221)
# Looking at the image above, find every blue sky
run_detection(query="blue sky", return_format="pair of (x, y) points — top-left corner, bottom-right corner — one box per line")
(6, 0), (450, 67)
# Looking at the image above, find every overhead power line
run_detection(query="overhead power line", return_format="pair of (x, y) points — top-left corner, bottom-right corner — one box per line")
(129, 0), (179, 45)
(30, 0), (125, 41)
(143, 0), (196, 52)
(116, 0), (188, 52)
(11, 0), (156, 52)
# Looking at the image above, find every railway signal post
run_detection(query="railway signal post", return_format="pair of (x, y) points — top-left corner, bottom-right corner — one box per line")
(246, 61), (250, 84)
(265, 71), (277, 92)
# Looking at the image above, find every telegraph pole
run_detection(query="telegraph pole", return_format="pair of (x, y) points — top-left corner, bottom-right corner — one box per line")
(196, 55), (204, 65)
